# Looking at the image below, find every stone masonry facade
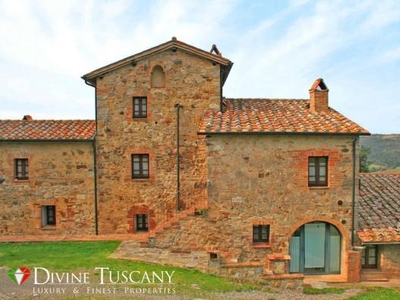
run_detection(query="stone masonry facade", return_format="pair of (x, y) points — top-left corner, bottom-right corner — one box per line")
(206, 135), (356, 262)
(0, 141), (95, 235)
(152, 135), (360, 282)
(94, 46), (219, 234)
(3, 38), (398, 283)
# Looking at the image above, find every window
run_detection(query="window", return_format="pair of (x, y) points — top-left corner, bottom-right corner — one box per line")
(42, 205), (56, 226)
(15, 158), (29, 180)
(133, 97), (147, 118)
(308, 157), (328, 186)
(132, 154), (149, 179)
(135, 214), (148, 232)
(253, 225), (270, 243)
(362, 245), (378, 268)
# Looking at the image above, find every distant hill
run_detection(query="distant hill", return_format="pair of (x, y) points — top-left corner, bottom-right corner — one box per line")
(360, 134), (400, 172)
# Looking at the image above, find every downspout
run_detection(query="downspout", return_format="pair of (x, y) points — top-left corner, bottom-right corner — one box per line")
(351, 136), (358, 247)
(175, 103), (183, 211)
(84, 78), (99, 235)
(220, 68), (223, 112)
(92, 138), (98, 235)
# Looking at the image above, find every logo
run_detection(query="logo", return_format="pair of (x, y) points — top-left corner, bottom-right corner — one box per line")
(8, 267), (31, 285)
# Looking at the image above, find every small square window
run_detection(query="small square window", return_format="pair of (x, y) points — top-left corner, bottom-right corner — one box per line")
(135, 214), (148, 232)
(133, 97), (147, 118)
(42, 205), (56, 226)
(15, 158), (29, 180)
(209, 253), (218, 260)
(132, 154), (149, 179)
(253, 225), (270, 243)
(308, 156), (328, 187)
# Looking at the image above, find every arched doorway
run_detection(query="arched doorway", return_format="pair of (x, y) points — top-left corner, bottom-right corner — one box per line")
(289, 222), (341, 274)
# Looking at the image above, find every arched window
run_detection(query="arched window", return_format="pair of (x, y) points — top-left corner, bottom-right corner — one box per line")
(151, 65), (165, 88)
(289, 222), (341, 274)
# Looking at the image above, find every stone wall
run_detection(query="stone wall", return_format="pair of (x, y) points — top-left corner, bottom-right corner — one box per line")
(0, 141), (95, 235)
(94, 48), (221, 233)
(151, 134), (361, 281)
(380, 244), (400, 279)
(206, 134), (356, 264)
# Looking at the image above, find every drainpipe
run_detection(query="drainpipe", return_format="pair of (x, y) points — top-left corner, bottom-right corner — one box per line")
(92, 139), (98, 235)
(84, 78), (99, 235)
(351, 136), (358, 247)
(175, 103), (183, 211)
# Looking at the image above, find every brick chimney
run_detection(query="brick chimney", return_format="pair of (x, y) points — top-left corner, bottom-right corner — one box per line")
(22, 115), (33, 121)
(309, 78), (329, 113)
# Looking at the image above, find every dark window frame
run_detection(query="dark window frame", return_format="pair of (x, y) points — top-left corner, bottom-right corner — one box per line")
(15, 158), (29, 180)
(132, 154), (149, 179)
(308, 156), (328, 187)
(42, 205), (56, 226)
(135, 214), (149, 232)
(362, 245), (378, 268)
(133, 97), (147, 118)
(253, 225), (270, 243)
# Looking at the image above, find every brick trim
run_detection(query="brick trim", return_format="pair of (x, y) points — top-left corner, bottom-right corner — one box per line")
(127, 205), (155, 233)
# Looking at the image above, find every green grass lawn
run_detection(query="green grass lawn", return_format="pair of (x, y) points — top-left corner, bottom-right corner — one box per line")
(0, 241), (258, 298)
(347, 287), (400, 300)
(303, 287), (346, 295)
(1, 241), (399, 299)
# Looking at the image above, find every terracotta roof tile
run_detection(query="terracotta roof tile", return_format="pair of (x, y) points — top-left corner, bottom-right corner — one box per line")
(357, 173), (400, 243)
(198, 99), (369, 135)
(0, 119), (96, 140)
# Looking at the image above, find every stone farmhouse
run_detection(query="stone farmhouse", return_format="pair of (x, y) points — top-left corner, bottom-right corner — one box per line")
(1, 38), (399, 283)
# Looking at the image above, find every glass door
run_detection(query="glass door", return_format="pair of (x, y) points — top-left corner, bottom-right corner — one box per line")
(304, 223), (326, 273)
(289, 222), (341, 274)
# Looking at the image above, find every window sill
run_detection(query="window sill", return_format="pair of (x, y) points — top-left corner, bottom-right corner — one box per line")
(308, 186), (330, 190)
(41, 226), (56, 230)
(132, 175), (150, 179)
(14, 179), (29, 183)
(132, 179), (151, 183)
(253, 244), (271, 249)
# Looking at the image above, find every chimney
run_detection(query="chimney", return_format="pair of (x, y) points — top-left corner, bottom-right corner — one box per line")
(309, 78), (329, 113)
(22, 115), (33, 121)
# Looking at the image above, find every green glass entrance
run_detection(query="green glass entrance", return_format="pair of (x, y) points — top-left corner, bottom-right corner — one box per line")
(289, 222), (341, 274)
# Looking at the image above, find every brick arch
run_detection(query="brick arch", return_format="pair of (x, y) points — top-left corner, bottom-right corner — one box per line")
(287, 216), (350, 248)
(287, 217), (349, 276)
(127, 205), (155, 233)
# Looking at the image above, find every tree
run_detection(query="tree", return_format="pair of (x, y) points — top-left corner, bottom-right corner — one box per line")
(360, 145), (371, 172)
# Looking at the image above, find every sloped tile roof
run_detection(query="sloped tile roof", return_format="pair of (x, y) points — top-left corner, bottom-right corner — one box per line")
(0, 119), (96, 140)
(357, 173), (400, 243)
(198, 99), (369, 135)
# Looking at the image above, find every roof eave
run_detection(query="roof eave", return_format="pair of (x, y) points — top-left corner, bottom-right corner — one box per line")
(82, 39), (232, 86)
(361, 241), (400, 245)
(0, 139), (94, 142)
(197, 131), (371, 136)
(221, 61), (234, 87)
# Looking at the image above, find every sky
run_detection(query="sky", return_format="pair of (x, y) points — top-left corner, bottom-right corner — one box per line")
(0, 0), (399, 134)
